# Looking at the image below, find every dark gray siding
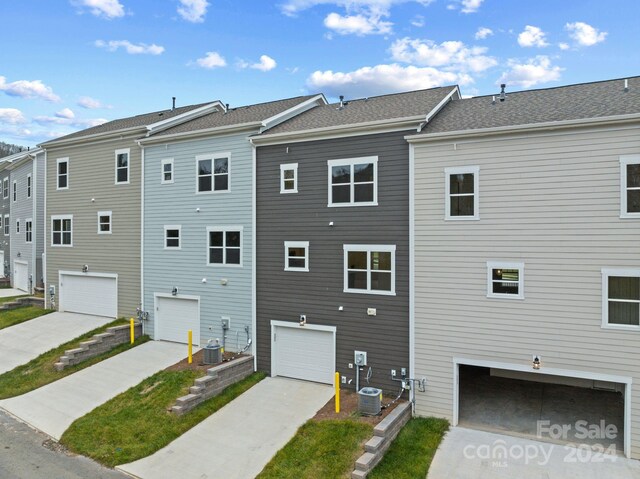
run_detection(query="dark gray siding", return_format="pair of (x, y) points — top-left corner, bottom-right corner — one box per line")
(256, 130), (410, 394)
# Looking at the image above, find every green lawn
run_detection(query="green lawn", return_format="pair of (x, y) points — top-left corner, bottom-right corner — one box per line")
(0, 306), (52, 330)
(257, 420), (373, 479)
(0, 320), (149, 399)
(368, 417), (449, 479)
(61, 371), (266, 467)
(0, 295), (29, 304)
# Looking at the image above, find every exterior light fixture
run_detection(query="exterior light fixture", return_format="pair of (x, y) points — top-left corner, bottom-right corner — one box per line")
(299, 314), (306, 326)
(532, 356), (541, 370)
(82, 264), (89, 273)
(172, 287), (178, 296)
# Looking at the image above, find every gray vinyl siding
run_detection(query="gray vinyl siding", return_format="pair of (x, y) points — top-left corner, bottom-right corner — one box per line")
(256, 130), (410, 394)
(35, 152), (45, 286)
(412, 124), (640, 458)
(143, 131), (254, 349)
(0, 168), (9, 276)
(45, 136), (142, 317)
(9, 158), (36, 290)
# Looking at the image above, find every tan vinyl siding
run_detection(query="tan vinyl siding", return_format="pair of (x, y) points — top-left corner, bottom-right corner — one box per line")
(45, 135), (142, 317)
(412, 124), (640, 457)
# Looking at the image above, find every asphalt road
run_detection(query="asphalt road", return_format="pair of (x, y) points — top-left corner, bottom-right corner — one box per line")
(0, 410), (127, 479)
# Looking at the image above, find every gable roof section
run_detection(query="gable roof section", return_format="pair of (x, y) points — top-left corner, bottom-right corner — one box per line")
(409, 76), (640, 141)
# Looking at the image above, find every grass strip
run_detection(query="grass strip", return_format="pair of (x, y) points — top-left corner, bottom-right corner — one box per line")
(0, 306), (51, 330)
(0, 294), (29, 304)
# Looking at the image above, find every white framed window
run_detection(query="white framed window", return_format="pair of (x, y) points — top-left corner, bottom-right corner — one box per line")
(25, 219), (32, 243)
(620, 155), (640, 218)
(115, 148), (130, 184)
(57, 158), (69, 190)
(284, 241), (309, 272)
(0, 215), (2, 232)
(328, 157), (378, 207)
(343, 245), (395, 295)
(164, 225), (181, 249)
(196, 153), (230, 193)
(161, 158), (174, 184)
(487, 262), (524, 299)
(602, 268), (640, 330)
(207, 226), (242, 266)
(2, 178), (7, 199)
(445, 166), (479, 220)
(3, 214), (8, 236)
(280, 163), (298, 194)
(12, 180), (16, 202)
(98, 211), (112, 234)
(15, 219), (19, 234)
(27, 174), (32, 198)
(51, 215), (72, 246)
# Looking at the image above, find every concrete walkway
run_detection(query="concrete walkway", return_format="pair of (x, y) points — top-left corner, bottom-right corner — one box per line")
(0, 312), (112, 374)
(0, 288), (27, 298)
(428, 427), (640, 479)
(118, 377), (334, 479)
(0, 341), (188, 440)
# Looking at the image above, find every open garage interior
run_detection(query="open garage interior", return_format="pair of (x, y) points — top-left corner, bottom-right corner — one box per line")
(458, 365), (625, 453)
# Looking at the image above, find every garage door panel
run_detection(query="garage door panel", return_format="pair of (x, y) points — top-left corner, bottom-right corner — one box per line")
(156, 296), (200, 345)
(60, 274), (117, 318)
(14, 261), (28, 292)
(273, 326), (334, 385)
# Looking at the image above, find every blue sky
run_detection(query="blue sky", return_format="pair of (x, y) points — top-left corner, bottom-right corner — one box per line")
(0, 0), (638, 146)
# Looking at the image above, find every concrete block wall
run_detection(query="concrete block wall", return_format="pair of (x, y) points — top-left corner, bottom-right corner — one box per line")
(171, 355), (254, 415)
(0, 296), (45, 311)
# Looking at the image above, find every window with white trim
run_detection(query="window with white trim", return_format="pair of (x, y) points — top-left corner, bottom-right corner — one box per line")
(0, 215), (2, 233)
(3, 215), (8, 236)
(197, 154), (229, 193)
(207, 227), (242, 266)
(2, 178), (7, 199)
(487, 262), (524, 299)
(344, 245), (395, 295)
(280, 163), (298, 193)
(161, 158), (174, 184)
(602, 268), (640, 329)
(445, 166), (479, 220)
(621, 155), (640, 218)
(27, 174), (32, 198)
(51, 215), (72, 246)
(164, 225), (181, 249)
(15, 219), (19, 234)
(284, 241), (309, 271)
(25, 219), (32, 243)
(57, 158), (69, 190)
(12, 180), (16, 202)
(328, 157), (377, 206)
(98, 211), (112, 234)
(115, 149), (130, 184)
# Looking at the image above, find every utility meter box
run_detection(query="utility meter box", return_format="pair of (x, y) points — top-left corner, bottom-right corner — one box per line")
(203, 343), (222, 365)
(358, 387), (382, 416)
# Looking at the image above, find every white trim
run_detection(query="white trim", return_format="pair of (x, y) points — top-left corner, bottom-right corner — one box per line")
(284, 241), (309, 272)
(26, 173), (32, 198)
(115, 148), (130, 185)
(56, 158), (69, 190)
(424, 86), (460, 125)
(251, 143), (257, 367)
(161, 158), (174, 184)
(2, 177), (8, 199)
(620, 155), (640, 218)
(141, 145), (145, 321)
(146, 101), (226, 134)
(25, 218), (32, 244)
(59, 270), (118, 318)
(444, 165), (479, 220)
(164, 225), (182, 250)
(280, 163), (298, 194)
(206, 225), (243, 267)
(409, 143), (416, 409)
(51, 214), (73, 247)
(601, 267), (640, 330)
(452, 357), (633, 458)
(327, 156), (378, 207)
(97, 211), (112, 234)
(343, 244), (396, 296)
(260, 94), (327, 132)
(486, 261), (525, 300)
(43, 150), (47, 302)
(195, 152), (231, 194)
(3, 214), (8, 236)
(12, 180), (16, 202)
(15, 218), (20, 234)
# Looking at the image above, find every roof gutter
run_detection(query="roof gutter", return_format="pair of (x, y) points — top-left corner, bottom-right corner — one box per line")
(38, 125), (147, 149)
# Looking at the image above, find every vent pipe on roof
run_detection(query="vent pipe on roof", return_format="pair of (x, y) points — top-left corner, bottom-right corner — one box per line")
(624, 79), (629, 92)
(172, 97), (176, 110)
(338, 95), (348, 110)
(499, 84), (506, 102)
(225, 103), (229, 114)
(492, 95), (496, 105)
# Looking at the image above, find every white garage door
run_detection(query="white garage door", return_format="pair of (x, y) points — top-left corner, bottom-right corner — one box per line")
(272, 322), (335, 385)
(59, 272), (117, 318)
(0, 251), (4, 278)
(14, 261), (28, 292)
(155, 296), (200, 345)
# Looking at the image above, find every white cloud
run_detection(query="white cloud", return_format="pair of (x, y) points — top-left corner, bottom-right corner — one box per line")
(177, 0), (209, 23)
(33, 113), (108, 128)
(565, 21), (607, 46)
(193, 51), (227, 69)
(0, 108), (27, 125)
(70, 0), (125, 19)
(558, 42), (570, 51)
(324, 12), (392, 35)
(95, 40), (165, 55)
(78, 96), (108, 109)
(243, 55), (277, 72)
(56, 108), (75, 119)
(448, 0), (483, 13)
(390, 37), (497, 72)
(0, 76), (60, 102)
(517, 25), (548, 47)
(475, 27), (493, 40)
(497, 55), (562, 88)
(281, 1), (434, 17)
(411, 15), (424, 27)
(306, 63), (471, 98)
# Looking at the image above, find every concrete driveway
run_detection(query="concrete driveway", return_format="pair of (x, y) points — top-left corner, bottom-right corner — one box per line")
(118, 377), (334, 479)
(428, 427), (640, 479)
(0, 288), (27, 298)
(0, 341), (188, 440)
(0, 312), (113, 374)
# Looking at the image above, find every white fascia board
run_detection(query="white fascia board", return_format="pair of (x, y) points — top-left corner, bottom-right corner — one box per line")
(145, 101), (226, 135)
(423, 86), (460, 126)
(406, 113), (640, 143)
(260, 94), (328, 132)
(38, 125), (146, 149)
(5, 149), (41, 171)
(138, 121), (262, 145)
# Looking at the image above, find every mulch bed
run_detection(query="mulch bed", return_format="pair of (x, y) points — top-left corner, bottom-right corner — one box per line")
(165, 349), (247, 373)
(313, 390), (407, 426)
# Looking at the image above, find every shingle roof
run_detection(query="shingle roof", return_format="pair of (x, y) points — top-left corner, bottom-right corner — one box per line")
(259, 86), (458, 136)
(415, 76), (640, 136)
(39, 101), (213, 145)
(148, 95), (320, 138)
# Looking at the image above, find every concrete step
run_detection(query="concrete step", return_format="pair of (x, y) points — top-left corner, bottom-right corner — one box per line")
(355, 452), (376, 472)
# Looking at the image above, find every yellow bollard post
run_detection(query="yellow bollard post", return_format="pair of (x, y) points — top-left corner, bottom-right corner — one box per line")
(188, 330), (193, 364)
(335, 372), (340, 413)
(130, 318), (135, 345)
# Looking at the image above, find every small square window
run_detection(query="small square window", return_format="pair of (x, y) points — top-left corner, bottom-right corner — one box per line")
(328, 157), (378, 207)
(115, 149), (130, 184)
(207, 227), (242, 266)
(280, 163), (298, 194)
(98, 211), (112, 234)
(197, 154), (230, 193)
(445, 166), (479, 220)
(164, 226), (181, 249)
(161, 158), (174, 184)
(620, 155), (640, 218)
(602, 268), (640, 329)
(487, 262), (524, 299)
(284, 241), (309, 271)
(25, 219), (32, 243)
(57, 158), (69, 190)
(51, 215), (72, 246)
